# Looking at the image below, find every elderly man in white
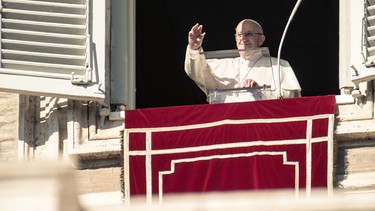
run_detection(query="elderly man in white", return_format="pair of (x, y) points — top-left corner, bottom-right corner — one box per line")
(184, 19), (301, 102)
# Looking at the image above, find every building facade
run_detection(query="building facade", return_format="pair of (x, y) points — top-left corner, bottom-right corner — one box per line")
(0, 0), (374, 203)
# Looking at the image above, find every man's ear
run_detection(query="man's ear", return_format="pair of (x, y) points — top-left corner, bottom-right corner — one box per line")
(259, 35), (266, 46)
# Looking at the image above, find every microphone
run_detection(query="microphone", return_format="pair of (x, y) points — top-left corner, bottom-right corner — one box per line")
(277, 0), (303, 98)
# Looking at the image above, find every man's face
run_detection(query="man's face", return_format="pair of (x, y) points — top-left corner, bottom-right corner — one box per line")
(235, 21), (265, 50)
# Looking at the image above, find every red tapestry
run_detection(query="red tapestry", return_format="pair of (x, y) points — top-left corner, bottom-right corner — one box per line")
(124, 95), (336, 203)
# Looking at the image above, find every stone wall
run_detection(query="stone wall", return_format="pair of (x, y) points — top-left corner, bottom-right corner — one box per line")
(0, 92), (19, 161)
(75, 158), (123, 195)
(335, 139), (375, 191)
(0, 94), (123, 196)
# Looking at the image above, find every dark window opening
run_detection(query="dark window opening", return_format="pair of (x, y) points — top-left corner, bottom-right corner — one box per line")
(136, 0), (339, 108)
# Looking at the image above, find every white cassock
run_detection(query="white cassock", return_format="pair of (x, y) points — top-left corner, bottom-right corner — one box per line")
(184, 47), (301, 103)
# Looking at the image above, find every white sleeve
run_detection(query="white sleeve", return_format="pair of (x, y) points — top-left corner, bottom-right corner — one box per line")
(184, 47), (224, 94)
(279, 59), (301, 91)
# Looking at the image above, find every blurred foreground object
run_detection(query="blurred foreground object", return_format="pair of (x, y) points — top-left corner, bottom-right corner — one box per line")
(122, 189), (375, 211)
(0, 161), (81, 211)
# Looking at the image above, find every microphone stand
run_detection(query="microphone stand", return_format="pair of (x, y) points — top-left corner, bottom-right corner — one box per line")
(277, 0), (303, 98)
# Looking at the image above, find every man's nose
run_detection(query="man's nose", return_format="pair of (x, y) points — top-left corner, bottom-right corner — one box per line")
(241, 39), (250, 44)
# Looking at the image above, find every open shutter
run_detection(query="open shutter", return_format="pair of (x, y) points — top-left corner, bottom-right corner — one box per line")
(0, 0), (107, 103)
(365, 0), (375, 67)
(350, 0), (375, 92)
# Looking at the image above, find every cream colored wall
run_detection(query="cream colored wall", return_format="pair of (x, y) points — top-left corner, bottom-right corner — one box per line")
(0, 92), (18, 161)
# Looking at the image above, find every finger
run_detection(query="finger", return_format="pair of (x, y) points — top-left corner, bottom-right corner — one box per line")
(191, 24), (200, 34)
(242, 79), (249, 87)
(188, 30), (196, 39)
(197, 24), (203, 34)
(191, 23), (199, 31)
(250, 80), (259, 87)
(190, 27), (200, 39)
(198, 32), (206, 42)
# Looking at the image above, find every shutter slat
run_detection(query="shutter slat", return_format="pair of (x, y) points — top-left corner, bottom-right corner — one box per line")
(369, 0), (375, 6)
(2, 19), (86, 35)
(3, 0), (86, 15)
(2, 8), (86, 25)
(0, 68), (72, 80)
(2, 29), (86, 45)
(2, 49), (86, 66)
(1, 59), (86, 75)
(368, 5), (375, 16)
(367, 25), (375, 37)
(29, 0), (86, 5)
(2, 39), (85, 55)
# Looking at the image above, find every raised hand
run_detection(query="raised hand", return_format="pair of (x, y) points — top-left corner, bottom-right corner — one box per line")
(188, 23), (206, 50)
